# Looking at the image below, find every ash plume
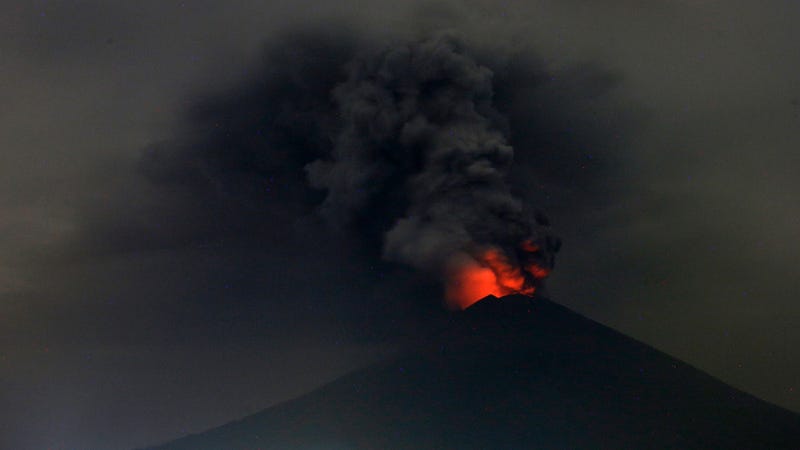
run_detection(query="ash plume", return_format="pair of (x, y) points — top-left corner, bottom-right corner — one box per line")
(133, 26), (629, 310)
(306, 32), (560, 307)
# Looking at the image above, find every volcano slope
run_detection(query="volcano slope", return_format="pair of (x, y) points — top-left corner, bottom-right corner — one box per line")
(145, 295), (800, 449)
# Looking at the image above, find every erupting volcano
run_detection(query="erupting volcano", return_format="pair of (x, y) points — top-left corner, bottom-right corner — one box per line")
(445, 240), (552, 309)
(305, 33), (561, 305)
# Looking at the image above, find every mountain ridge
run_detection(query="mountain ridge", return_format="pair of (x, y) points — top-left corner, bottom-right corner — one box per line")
(144, 295), (800, 449)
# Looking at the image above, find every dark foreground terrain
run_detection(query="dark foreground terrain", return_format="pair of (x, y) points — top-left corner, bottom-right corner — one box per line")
(145, 295), (800, 449)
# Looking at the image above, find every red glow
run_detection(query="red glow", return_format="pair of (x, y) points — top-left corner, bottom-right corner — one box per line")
(482, 248), (527, 292)
(445, 260), (506, 310)
(520, 240), (539, 253)
(525, 264), (551, 279)
(445, 246), (545, 310)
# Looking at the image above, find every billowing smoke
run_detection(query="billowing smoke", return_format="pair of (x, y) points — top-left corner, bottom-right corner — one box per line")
(306, 32), (560, 309)
(135, 26), (628, 312)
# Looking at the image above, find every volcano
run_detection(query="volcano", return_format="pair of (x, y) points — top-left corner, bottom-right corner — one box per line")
(143, 295), (800, 449)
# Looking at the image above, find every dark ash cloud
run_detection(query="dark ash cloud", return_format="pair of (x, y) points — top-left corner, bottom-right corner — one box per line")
(306, 32), (559, 305)
(124, 28), (628, 307)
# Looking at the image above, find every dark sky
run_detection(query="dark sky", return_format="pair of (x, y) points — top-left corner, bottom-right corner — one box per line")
(2, 1), (799, 449)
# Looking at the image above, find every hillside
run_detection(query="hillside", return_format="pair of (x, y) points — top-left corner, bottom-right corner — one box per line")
(145, 295), (800, 449)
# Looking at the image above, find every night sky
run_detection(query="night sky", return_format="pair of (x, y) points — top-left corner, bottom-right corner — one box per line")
(2, 1), (799, 449)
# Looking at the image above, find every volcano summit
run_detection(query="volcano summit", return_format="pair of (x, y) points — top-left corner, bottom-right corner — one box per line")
(145, 295), (800, 450)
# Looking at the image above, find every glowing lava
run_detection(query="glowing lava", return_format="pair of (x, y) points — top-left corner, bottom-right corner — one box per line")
(445, 259), (507, 309)
(445, 242), (551, 310)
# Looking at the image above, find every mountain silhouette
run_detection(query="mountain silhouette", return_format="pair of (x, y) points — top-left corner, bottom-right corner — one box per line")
(144, 295), (800, 449)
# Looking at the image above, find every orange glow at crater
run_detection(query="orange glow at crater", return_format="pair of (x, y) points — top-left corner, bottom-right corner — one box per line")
(445, 246), (548, 310)
(445, 260), (506, 310)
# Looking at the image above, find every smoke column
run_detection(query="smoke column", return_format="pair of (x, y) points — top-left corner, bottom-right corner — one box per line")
(306, 32), (560, 309)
